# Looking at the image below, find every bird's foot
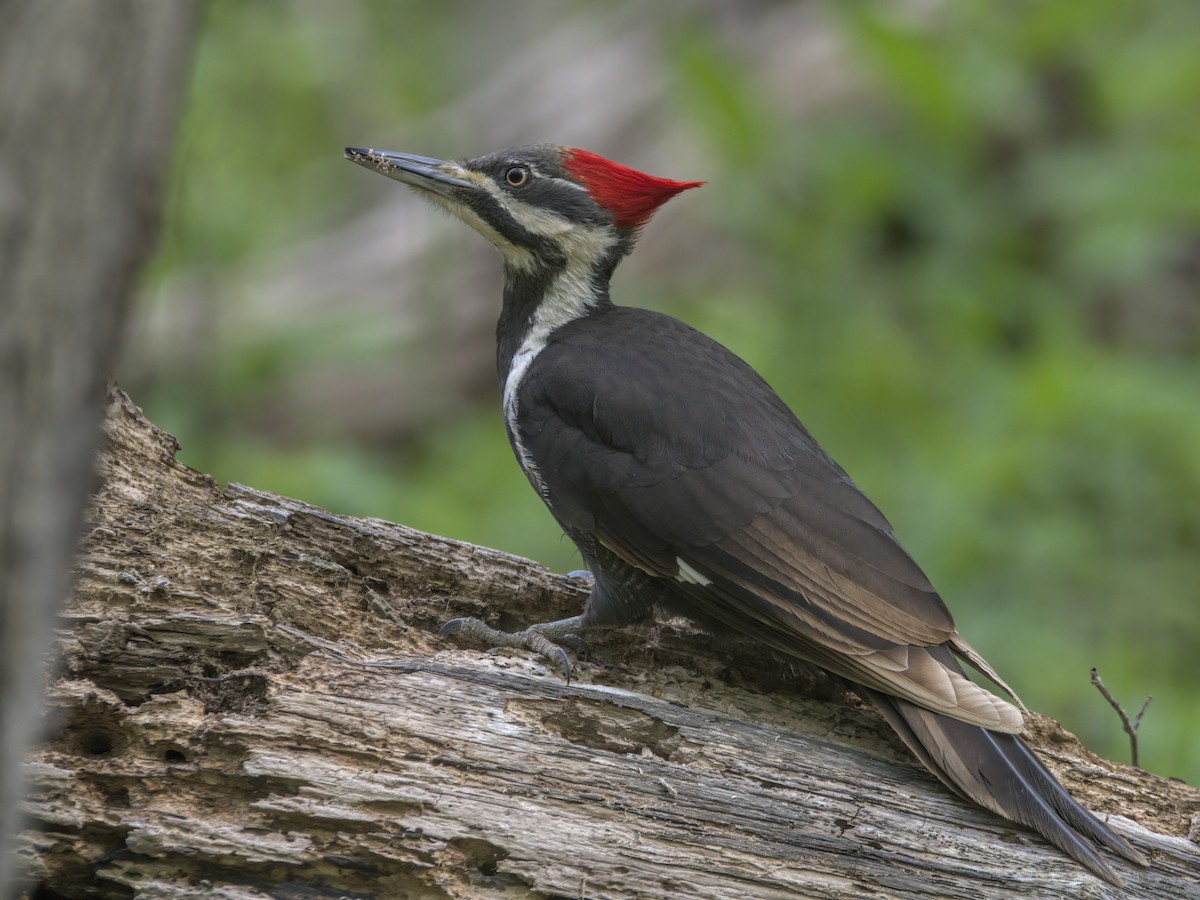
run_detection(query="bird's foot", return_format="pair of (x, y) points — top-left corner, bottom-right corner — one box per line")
(438, 614), (587, 682)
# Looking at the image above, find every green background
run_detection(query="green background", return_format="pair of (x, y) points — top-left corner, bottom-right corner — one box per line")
(131, 1), (1200, 784)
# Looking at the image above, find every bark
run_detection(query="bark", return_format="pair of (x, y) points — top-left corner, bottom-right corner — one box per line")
(16, 387), (1200, 899)
(0, 2), (199, 894)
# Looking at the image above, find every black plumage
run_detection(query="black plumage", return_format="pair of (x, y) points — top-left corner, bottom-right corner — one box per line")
(518, 309), (1145, 883)
(346, 143), (1149, 886)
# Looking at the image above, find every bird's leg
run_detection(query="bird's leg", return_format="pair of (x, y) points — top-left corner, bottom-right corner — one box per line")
(439, 614), (589, 682)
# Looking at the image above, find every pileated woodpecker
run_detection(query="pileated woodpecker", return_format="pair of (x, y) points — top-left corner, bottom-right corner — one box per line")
(346, 143), (1146, 885)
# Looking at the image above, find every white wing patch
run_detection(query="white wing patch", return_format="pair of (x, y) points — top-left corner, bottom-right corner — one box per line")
(675, 558), (713, 586)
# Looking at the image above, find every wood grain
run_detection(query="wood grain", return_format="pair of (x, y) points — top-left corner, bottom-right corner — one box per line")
(17, 388), (1199, 898)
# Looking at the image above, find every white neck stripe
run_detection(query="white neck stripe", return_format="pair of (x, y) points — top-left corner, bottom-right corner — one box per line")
(501, 223), (618, 501)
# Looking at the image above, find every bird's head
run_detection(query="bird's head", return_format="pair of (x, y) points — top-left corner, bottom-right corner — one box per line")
(345, 143), (703, 274)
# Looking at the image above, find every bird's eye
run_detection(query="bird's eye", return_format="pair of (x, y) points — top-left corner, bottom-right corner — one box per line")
(504, 166), (530, 188)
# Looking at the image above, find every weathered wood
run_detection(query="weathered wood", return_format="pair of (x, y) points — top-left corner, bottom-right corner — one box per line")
(0, 2), (199, 893)
(17, 388), (1200, 898)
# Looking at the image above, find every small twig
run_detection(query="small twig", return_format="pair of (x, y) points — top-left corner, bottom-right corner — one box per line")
(1090, 667), (1152, 768)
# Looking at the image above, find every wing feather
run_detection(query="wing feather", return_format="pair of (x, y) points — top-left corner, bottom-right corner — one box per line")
(518, 308), (1023, 731)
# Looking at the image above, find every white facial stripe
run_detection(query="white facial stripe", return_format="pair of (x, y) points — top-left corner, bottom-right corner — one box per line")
(420, 174), (537, 271)
(431, 160), (621, 506)
(505, 197), (575, 237)
(537, 224), (616, 327)
(436, 167), (606, 276)
(502, 218), (619, 507)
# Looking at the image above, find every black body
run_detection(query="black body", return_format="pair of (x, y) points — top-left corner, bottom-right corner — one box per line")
(512, 304), (1140, 882)
(346, 143), (1148, 886)
(515, 306), (946, 639)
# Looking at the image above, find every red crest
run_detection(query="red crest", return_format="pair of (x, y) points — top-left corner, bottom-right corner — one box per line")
(562, 149), (703, 229)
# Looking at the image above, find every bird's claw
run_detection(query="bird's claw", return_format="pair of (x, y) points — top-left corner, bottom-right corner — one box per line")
(438, 615), (586, 682)
(555, 633), (590, 658)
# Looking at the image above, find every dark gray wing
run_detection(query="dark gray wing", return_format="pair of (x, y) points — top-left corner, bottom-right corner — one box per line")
(517, 307), (1021, 730)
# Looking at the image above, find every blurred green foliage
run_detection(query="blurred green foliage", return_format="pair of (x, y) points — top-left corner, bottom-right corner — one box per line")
(137, 1), (1199, 781)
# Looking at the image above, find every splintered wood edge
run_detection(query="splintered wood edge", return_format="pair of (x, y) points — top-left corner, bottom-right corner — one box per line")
(16, 384), (1199, 898)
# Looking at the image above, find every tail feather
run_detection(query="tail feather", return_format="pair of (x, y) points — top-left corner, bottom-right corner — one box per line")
(989, 724), (1145, 863)
(863, 686), (1148, 887)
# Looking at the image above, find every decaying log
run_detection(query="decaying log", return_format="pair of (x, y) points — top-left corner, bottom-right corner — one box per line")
(17, 388), (1200, 898)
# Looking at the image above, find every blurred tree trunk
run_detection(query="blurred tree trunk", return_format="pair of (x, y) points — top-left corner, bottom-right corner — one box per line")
(0, 2), (199, 893)
(15, 387), (1199, 898)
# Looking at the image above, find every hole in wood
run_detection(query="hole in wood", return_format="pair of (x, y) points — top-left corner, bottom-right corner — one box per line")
(81, 731), (115, 756)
